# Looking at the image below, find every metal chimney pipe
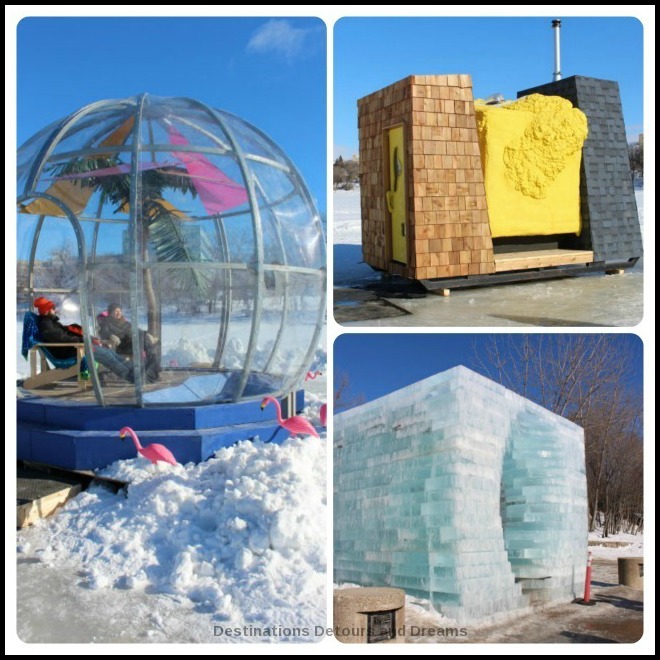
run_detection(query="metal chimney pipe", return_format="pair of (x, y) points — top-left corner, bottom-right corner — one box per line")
(552, 19), (562, 81)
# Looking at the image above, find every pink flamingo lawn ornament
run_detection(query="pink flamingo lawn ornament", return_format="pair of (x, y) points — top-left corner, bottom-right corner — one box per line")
(305, 370), (323, 381)
(320, 403), (327, 427)
(260, 396), (320, 439)
(119, 426), (177, 465)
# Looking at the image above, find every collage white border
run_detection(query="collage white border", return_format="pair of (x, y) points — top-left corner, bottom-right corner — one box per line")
(6, 5), (655, 655)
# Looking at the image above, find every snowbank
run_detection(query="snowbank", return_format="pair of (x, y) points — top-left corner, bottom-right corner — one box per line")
(588, 526), (644, 560)
(18, 434), (327, 642)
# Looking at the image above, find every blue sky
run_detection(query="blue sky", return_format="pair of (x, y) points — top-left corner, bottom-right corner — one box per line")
(334, 333), (643, 408)
(16, 16), (327, 214)
(334, 16), (645, 159)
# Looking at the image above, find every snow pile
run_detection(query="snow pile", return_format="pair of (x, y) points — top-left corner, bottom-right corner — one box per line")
(219, 337), (305, 374)
(162, 336), (213, 367)
(161, 335), (313, 376)
(302, 386), (326, 428)
(17, 436), (327, 642)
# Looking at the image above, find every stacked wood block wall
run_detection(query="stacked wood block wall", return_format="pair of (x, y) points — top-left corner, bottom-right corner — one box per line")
(358, 74), (496, 281)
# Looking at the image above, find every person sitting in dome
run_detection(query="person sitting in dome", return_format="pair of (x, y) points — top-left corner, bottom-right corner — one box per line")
(33, 297), (134, 383)
(97, 303), (160, 383)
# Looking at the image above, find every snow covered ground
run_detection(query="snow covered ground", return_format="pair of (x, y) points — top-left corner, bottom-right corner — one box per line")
(18, 429), (327, 643)
(333, 188), (644, 327)
(333, 188), (378, 287)
(588, 526), (645, 560)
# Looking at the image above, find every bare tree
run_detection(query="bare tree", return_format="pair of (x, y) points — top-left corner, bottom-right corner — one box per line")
(334, 371), (366, 411)
(333, 158), (359, 190)
(471, 335), (643, 535)
(628, 141), (644, 181)
(38, 242), (79, 292)
(582, 386), (643, 535)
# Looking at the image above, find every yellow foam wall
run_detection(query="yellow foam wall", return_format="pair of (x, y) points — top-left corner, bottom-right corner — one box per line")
(475, 94), (588, 238)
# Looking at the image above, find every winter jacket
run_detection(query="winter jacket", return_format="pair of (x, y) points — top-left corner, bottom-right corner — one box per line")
(96, 312), (160, 382)
(97, 312), (132, 354)
(36, 314), (83, 360)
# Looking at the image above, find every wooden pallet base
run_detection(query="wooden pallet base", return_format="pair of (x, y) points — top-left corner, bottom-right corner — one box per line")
(17, 481), (81, 528)
(17, 461), (129, 528)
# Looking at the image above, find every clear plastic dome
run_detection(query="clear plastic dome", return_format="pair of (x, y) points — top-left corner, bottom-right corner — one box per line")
(17, 94), (326, 406)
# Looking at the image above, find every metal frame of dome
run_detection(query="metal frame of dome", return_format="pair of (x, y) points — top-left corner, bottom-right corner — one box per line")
(17, 94), (326, 407)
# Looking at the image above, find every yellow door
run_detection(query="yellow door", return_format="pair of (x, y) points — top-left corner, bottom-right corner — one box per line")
(385, 126), (407, 263)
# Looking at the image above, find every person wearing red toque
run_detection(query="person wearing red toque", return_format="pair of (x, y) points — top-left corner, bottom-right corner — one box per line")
(33, 297), (134, 382)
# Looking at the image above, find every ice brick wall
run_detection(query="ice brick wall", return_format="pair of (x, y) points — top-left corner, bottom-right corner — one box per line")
(334, 366), (587, 623)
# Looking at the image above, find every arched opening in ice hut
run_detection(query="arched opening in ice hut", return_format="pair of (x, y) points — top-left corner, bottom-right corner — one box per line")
(17, 94), (326, 407)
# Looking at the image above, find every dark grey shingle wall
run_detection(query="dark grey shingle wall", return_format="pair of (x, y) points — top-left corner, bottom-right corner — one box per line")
(518, 76), (642, 262)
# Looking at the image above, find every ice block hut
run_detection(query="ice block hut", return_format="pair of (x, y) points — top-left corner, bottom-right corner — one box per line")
(334, 366), (588, 623)
(358, 74), (642, 290)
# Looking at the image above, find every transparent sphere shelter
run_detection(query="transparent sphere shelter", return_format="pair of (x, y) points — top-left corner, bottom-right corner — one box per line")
(17, 94), (326, 406)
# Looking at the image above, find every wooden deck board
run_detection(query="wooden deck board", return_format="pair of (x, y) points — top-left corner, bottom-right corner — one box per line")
(19, 369), (198, 404)
(494, 249), (594, 273)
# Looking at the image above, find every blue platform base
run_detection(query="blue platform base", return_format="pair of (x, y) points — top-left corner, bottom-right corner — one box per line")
(17, 391), (306, 470)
